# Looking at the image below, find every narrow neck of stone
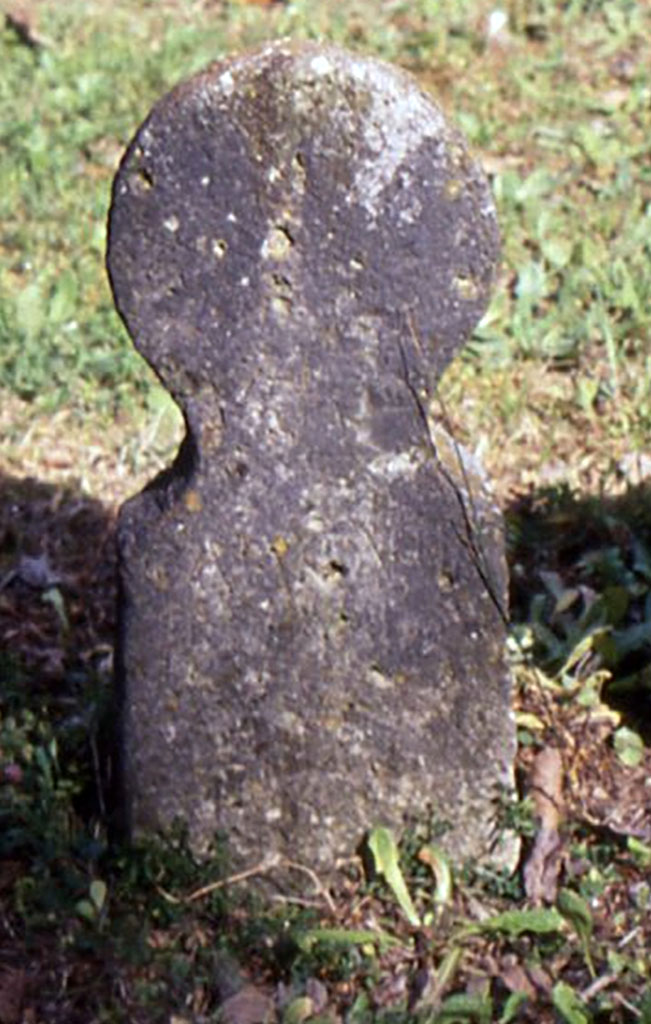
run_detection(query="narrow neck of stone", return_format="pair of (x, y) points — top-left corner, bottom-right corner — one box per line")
(183, 369), (432, 476)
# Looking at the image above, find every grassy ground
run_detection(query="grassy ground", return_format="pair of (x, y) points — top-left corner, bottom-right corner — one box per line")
(1, 0), (651, 1020)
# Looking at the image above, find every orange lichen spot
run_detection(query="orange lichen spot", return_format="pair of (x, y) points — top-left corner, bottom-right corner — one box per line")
(184, 489), (202, 513)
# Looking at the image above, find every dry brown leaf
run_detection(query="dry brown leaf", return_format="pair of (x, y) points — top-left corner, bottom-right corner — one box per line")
(218, 984), (275, 1024)
(523, 826), (563, 904)
(499, 958), (537, 1000)
(530, 746), (564, 830)
(523, 746), (565, 903)
(526, 964), (554, 994)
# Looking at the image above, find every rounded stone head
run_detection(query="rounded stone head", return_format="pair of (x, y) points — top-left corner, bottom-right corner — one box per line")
(107, 40), (499, 410)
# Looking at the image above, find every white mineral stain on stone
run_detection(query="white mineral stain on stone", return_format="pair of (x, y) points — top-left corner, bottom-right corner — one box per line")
(342, 61), (448, 217)
(398, 200), (422, 225)
(190, 43), (472, 228)
(266, 409), (281, 433)
(304, 511), (325, 533)
(273, 462), (293, 483)
(368, 666), (393, 690)
(304, 565), (339, 597)
(219, 70), (234, 95)
(271, 296), (291, 320)
(453, 274), (480, 301)
(368, 448), (424, 480)
(261, 226), (292, 260)
(279, 47), (452, 218)
(163, 214), (180, 233)
(310, 54), (333, 75)
(279, 710), (305, 736)
(242, 667), (268, 698)
(199, 798), (217, 820)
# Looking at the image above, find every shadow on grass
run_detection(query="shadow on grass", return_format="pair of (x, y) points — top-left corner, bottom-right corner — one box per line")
(0, 471), (117, 660)
(0, 473), (241, 1022)
(3, 468), (651, 1020)
(0, 471), (118, 811)
(506, 479), (651, 741)
(3, 467), (651, 777)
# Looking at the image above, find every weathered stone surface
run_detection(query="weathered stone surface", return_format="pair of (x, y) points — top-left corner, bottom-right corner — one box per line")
(107, 40), (516, 874)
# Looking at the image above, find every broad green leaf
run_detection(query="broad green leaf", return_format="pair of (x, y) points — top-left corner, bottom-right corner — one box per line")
(514, 711), (545, 731)
(557, 889), (592, 939)
(515, 261), (547, 305)
(426, 946), (463, 1007)
(514, 168), (556, 204)
(613, 726), (644, 768)
(15, 283), (44, 340)
(76, 71), (105, 100)
(283, 996), (314, 1024)
(601, 585), (630, 626)
(500, 992), (529, 1023)
(418, 844), (453, 904)
(541, 236), (573, 269)
(26, 123), (48, 155)
(49, 271), (78, 324)
(575, 123), (613, 167)
(75, 899), (97, 923)
(367, 826), (420, 927)
(42, 587), (69, 631)
(34, 745), (53, 787)
(611, 258), (641, 315)
(436, 991), (493, 1023)
(628, 837), (651, 868)
(558, 888), (595, 976)
(346, 992), (371, 1023)
(90, 879), (107, 913)
(464, 907), (564, 938)
(558, 627), (610, 679)
(552, 981), (589, 1024)
(295, 927), (399, 953)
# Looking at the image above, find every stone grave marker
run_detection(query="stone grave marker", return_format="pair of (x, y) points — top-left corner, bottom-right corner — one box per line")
(107, 40), (516, 875)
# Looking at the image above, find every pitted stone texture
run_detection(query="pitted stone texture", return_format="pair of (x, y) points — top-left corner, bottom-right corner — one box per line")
(107, 40), (515, 873)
